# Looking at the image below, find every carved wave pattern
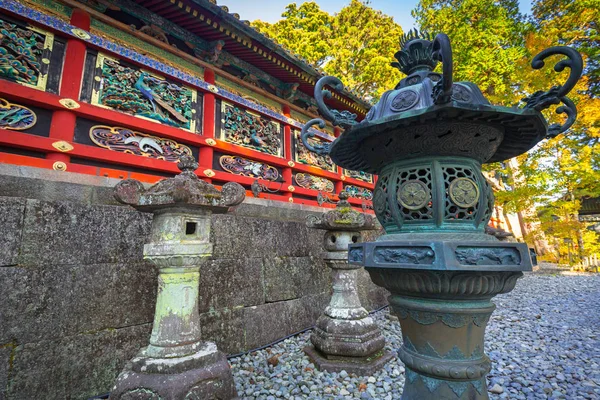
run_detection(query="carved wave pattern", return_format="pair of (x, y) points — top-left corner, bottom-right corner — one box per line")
(90, 125), (193, 161)
(369, 270), (523, 298)
(0, 97), (36, 130)
(295, 173), (334, 193)
(219, 155), (279, 181)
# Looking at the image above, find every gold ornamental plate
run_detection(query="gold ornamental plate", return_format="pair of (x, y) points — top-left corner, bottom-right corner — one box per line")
(449, 178), (479, 208)
(397, 180), (430, 210)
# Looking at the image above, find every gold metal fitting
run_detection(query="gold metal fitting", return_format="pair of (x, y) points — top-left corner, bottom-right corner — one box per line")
(287, 185), (295, 192)
(59, 98), (80, 109)
(71, 28), (91, 40)
(52, 161), (67, 171)
(203, 169), (215, 177)
(207, 84), (219, 93)
(288, 197), (294, 203)
(341, 175), (346, 181)
(287, 161), (295, 167)
(206, 138), (217, 146)
(52, 141), (74, 152)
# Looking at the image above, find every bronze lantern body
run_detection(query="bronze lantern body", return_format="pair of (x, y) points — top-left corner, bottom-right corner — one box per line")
(301, 30), (583, 399)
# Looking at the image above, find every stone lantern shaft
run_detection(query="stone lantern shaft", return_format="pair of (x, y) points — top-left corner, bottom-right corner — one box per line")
(304, 192), (393, 374)
(109, 156), (245, 400)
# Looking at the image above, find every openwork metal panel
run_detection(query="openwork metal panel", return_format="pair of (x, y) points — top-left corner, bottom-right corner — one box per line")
(373, 173), (394, 227)
(220, 101), (283, 157)
(395, 166), (434, 221)
(90, 53), (201, 132)
(442, 166), (479, 220)
(293, 129), (336, 172)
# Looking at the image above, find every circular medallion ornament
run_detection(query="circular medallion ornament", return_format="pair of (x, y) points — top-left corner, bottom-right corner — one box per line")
(397, 180), (430, 210)
(449, 178), (480, 208)
(451, 84), (472, 103)
(390, 89), (419, 112)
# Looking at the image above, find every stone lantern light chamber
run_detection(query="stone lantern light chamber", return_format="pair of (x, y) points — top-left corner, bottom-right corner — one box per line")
(300, 29), (583, 400)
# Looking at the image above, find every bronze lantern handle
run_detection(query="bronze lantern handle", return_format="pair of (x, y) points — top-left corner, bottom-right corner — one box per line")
(314, 76), (358, 128)
(300, 118), (331, 156)
(522, 46), (583, 136)
(431, 33), (453, 104)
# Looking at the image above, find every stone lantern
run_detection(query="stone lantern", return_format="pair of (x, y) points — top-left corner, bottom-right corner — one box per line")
(301, 30), (582, 399)
(110, 155), (245, 399)
(304, 191), (393, 374)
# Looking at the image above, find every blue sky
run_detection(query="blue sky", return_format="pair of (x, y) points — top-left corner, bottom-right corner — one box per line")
(224, 0), (533, 29)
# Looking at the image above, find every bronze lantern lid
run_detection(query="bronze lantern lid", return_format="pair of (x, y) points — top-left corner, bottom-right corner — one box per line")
(301, 30), (583, 174)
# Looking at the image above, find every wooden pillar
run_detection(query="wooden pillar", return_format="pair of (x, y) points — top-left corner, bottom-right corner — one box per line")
(282, 105), (293, 202)
(199, 68), (216, 183)
(47, 8), (90, 165)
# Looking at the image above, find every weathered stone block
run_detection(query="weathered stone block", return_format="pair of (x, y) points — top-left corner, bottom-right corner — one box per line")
(263, 256), (330, 302)
(0, 197), (25, 267)
(198, 258), (264, 314)
(19, 200), (151, 266)
(6, 324), (150, 400)
(0, 344), (13, 400)
(243, 294), (328, 350)
(0, 263), (156, 344)
(199, 307), (246, 355)
(211, 215), (322, 258)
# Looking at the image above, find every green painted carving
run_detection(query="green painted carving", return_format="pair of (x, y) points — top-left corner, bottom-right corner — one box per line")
(344, 169), (373, 183)
(294, 130), (335, 171)
(94, 56), (197, 131)
(344, 185), (373, 200)
(0, 97), (36, 130)
(295, 173), (334, 193)
(220, 102), (282, 156)
(0, 17), (50, 89)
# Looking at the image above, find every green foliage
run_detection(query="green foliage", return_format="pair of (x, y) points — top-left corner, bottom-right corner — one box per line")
(257, 0), (599, 261)
(253, 1), (403, 100)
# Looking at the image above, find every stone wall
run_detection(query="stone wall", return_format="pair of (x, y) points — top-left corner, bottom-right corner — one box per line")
(0, 165), (388, 400)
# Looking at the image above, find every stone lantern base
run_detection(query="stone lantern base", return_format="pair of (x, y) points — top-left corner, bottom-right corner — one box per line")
(110, 342), (237, 399)
(304, 345), (394, 376)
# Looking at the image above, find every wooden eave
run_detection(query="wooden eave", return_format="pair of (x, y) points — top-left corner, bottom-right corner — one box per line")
(132, 0), (370, 116)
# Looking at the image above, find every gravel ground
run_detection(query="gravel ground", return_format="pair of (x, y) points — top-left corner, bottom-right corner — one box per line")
(230, 273), (600, 399)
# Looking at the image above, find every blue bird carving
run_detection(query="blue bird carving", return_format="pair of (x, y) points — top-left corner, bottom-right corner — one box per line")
(134, 72), (188, 124)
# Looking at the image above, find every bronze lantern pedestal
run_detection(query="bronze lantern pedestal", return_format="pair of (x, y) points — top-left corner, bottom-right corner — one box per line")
(301, 30), (582, 399)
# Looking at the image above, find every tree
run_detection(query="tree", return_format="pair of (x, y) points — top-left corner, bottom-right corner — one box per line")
(412, 0), (600, 261)
(412, 0), (526, 105)
(253, 1), (404, 100)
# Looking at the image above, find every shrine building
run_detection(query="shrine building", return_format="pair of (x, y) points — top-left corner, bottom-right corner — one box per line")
(0, 0), (376, 210)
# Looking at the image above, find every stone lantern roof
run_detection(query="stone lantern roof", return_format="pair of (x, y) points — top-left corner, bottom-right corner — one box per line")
(307, 192), (376, 231)
(114, 155), (245, 212)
